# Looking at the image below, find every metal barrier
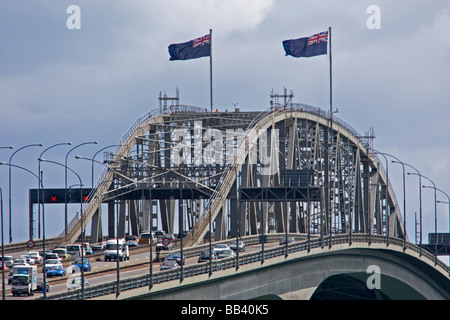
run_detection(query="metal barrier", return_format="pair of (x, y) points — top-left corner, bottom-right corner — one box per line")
(38, 233), (449, 300)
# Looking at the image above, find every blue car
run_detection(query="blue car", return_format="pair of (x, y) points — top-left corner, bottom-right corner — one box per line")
(72, 258), (92, 273)
(46, 265), (66, 278)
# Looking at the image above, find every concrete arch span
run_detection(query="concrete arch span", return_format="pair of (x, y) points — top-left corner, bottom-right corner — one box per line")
(131, 243), (450, 300)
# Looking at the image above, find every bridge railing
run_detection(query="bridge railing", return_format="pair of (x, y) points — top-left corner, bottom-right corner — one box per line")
(38, 233), (449, 300)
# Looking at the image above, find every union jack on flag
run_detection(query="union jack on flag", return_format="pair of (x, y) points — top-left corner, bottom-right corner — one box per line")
(169, 33), (211, 61)
(282, 30), (328, 58)
(193, 34), (211, 48)
(307, 31), (328, 45)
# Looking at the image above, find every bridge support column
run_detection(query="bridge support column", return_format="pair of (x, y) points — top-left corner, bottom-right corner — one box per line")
(90, 207), (102, 243)
(108, 200), (115, 239)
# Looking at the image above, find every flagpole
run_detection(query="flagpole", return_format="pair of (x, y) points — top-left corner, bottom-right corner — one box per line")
(328, 26), (333, 246)
(209, 28), (213, 112)
(329, 26), (332, 123)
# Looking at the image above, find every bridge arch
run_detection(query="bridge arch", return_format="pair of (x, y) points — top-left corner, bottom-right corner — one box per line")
(95, 239), (449, 301)
(62, 104), (404, 247)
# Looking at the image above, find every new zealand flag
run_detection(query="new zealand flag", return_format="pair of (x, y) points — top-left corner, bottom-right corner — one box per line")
(283, 31), (328, 58)
(168, 34), (211, 61)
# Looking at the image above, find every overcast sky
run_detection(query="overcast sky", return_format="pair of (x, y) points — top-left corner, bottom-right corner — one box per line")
(0, 1), (449, 246)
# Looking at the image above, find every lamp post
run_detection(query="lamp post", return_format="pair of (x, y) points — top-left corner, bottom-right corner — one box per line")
(405, 168), (426, 255)
(8, 143), (43, 242)
(75, 155), (124, 296)
(91, 145), (117, 188)
(64, 141), (98, 236)
(39, 158), (85, 299)
(367, 149), (406, 249)
(390, 159), (407, 250)
(37, 142), (72, 238)
(0, 162), (45, 299)
(434, 188), (450, 233)
(369, 149), (391, 246)
(437, 197), (450, 267)
(420, 177), (438, 262)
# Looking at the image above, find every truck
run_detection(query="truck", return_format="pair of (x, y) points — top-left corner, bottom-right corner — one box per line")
(11, 265), (37, 296)
(104, 239), (130, 261)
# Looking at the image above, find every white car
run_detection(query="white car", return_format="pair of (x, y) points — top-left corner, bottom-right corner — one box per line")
(213, 244), (230, 254)
(42, 259), (63, 272)
(12, 258), (29, 266)
(27, 252), (43, 264)
(20, 255), (35, 265)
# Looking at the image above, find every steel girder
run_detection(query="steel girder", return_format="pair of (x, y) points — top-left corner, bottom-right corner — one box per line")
(61, 106), (404, 247)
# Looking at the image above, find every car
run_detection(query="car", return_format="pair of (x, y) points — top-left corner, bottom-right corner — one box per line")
(46, 265), (66, 278)
(279, 236), (296, 245)
(162, 233), (176, 241)
(85, 247), (94, 255)
(125, 235), (139, 247)
(42, 259), (63, 272)
(67, 277), (90, 290)
(165, 251), (185, 265)
(229, 240), (246, 252)
(52, 248), (71, 259)
(159, 260), (180, 271)
(0, 262), (10, 271)
(155, 230), (166, 240)
(213, 243), (230, 254)
(198, 250), (218, 263)
(0, 256), (13, 267)
(72, 258), (92, 273)
(217, 249), (235, 259)
(139, 232), (156, 244)
(44, 252), (61, 261)
(91, 244), (105, 253)
(20, 254), (35, 265)
(37, 279), (50, 293)
(156, 242), (173, 251)
(27, 252), (43, 264)
(12, 258), (29, 266)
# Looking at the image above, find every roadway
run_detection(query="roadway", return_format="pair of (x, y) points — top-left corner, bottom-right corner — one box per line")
(1, 240), (281, 300)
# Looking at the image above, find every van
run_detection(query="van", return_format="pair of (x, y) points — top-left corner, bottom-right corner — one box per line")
(66, 244), (85, 258)
(52, 248), (70, 259)
(11, 265), (37, 296)
(139, 232), (156, 244)
(104, 239), (130, 261)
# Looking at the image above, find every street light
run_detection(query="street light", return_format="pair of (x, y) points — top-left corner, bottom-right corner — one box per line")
(75, 155), (123, 296)
(0, 162), (45, 299)
(37, 142), (72, 238)
(64, 141), (98, 236)
(391, 159), (407, 250)
(39, 158), (86, 299)
(420, 178), (438, 263)
(435, 189), (450, 233)
(8, 143), (43, 243)
(91, 145), (118, 188)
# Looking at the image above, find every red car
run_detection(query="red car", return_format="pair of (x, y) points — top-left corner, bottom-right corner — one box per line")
(0, 262), (10, 271)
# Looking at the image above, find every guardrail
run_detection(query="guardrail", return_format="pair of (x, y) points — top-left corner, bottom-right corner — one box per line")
(2, 236), (65, 255)
(38, 233), (448, 300)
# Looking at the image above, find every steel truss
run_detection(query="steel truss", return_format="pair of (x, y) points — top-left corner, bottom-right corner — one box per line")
(59, 104), (404, 247)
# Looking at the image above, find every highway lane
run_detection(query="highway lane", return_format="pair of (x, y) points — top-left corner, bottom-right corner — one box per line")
(2, 240), (282, 300)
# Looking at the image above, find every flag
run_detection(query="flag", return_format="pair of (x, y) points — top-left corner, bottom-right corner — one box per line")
(168, 34), (211, 61)
(282, 31), (328, 58)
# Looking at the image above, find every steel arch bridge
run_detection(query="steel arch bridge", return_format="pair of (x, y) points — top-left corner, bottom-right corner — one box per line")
(61, 102), (404, 248)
